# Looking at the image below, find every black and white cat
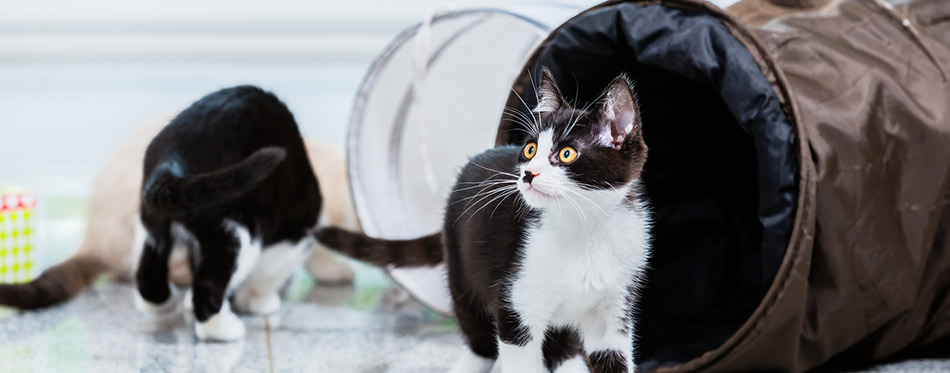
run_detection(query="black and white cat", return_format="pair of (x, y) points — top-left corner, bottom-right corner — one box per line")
(318, 70), (650, 372)
(134, 86), (322, 341)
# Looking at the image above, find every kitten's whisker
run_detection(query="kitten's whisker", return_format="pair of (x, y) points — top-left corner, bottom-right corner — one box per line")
(589, 88), (609, 108)
(503, 107), (536, 124)
(560, 189), (585, 223)
(452, 174), (517, 193)
(555, 172), (610, 213)
(563, 188), (609, 218)
(452, 179), (517, 189)
(471, 187), (519, 224)
(564, 90), (606, 137)
(454, 185), (517, 225)
(455, 172), (515, 183)
(450, 182), (518, 197)
(454, 176), (513, 184)
(603, 181), (623, 194)
(564, 76), (580, 137)
(548, 182), (589, 226)
(501, 115), (532, 128)
(456, 190), (514, 226)
(450, 182), (519, 203)
(513, 193), (533, 221)
(487, 189), (519, 221)
(456, 189), (513, 222)
(566, 194), (593, 240)
(550, 182), (606, 235)
(501, 123), (534, 136)
(454, 180), (515, 187)
(502, 108), (539, 136)
(467, 161), (519, 178)
(510, 87), (542, 135)
(526, 67), (540, 99)
(525, 68), (543, 134)
(459, 180), (517, 204)
(453, 172), (516, 186)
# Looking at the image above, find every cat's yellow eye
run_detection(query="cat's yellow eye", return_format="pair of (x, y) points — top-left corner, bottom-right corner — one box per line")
(558, 146), (578, 164)
(523, 142), (537, 159)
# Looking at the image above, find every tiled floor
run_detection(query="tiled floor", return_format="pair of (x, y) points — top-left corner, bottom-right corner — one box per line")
(0, 276), (465, 373)
(1, 277), (949, 373)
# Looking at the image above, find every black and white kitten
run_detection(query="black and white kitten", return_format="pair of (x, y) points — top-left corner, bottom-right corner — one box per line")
(134, 86), (322, 341)
(318, 70), (650, 372)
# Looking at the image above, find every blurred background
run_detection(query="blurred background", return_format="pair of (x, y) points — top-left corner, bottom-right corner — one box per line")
(1, 0), (543, 271)
(0, 0), (733, 267)
(0, 0), (738, 271)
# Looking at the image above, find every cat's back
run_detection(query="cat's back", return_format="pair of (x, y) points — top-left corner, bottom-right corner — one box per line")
(140, 86), (320, 243)
(144, 86), (305, 175)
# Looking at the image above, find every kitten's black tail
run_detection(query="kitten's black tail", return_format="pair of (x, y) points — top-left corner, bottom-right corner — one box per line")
(315, 227), (443, 267)
(142, 147), (286, 216)
(0, 253), (106, 309)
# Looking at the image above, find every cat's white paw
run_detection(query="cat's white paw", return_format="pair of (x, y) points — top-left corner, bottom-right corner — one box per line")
(233, 289), (281, 315)
(553, 356), (589, 373)
(133, 286), (178, 315)
(449, 350), (495, 373)
(195, 310), (246, 342)
(307, 255), (355, 284)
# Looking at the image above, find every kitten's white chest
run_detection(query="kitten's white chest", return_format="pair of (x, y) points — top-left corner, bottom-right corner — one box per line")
(511, 206), (650, 325)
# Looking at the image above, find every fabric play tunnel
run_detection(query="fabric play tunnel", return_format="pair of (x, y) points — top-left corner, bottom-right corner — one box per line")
(348, 0), (950, 371)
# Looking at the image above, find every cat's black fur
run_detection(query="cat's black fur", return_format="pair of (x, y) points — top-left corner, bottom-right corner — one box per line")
(136, 85), (321, 322)
(318, 70), (648, 372)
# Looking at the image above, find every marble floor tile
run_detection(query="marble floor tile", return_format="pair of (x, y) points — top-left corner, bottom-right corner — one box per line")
(0, 278), (946, 373)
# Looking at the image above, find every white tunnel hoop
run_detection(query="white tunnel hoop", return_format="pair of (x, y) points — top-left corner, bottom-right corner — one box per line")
(347, 5), (579, 315)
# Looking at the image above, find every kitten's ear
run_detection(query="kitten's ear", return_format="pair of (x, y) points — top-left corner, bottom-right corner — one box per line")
(533, 68), (569, 114)
(595, 74), (640, 150)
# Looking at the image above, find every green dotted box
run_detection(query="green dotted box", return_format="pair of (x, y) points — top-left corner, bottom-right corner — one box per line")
(0, 208), (35, 284)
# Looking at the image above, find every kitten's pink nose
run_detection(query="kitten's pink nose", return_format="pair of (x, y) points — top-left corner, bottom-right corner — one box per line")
(522, 170), (540, 184)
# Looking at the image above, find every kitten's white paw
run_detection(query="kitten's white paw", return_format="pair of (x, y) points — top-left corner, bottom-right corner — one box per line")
(195, 311), (246, 342)
(449, 350), (495, 373)
(307, 255), (355, 284)
(133, 286), (178, 315)
(553, 356), (590, 373)
(233, 289), (281, 315)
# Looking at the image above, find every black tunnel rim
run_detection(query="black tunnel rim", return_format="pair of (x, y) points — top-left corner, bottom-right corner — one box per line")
(494, 0), (811, 370)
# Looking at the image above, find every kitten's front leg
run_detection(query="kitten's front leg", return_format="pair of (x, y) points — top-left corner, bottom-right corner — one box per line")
(579, 310), (635, 373)
(495, 303), (547, 373)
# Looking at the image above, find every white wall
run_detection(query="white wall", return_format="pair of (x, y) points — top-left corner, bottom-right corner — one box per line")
(0, 0), (740, 267)
(0, 0), (739, 194)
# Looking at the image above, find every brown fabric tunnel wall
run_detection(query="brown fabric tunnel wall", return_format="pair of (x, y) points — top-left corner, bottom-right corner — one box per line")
(496, 0), (950, 371)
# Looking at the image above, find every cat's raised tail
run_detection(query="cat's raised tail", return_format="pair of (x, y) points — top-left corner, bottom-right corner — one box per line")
(142, 147), (286, 217)
(315, 228), (442, 267)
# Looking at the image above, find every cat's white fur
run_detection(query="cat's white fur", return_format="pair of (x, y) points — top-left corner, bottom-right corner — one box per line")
(233, 235), (315, 315)
(554, 356), (590, 373)
(195, 299), (244, 341)
(485, 129), (650, 373)
(450, 350), (496, 373)
(135, 218), (316, 341)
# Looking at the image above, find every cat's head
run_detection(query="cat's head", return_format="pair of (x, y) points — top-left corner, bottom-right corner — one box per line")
(515, 68), (647, 210)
